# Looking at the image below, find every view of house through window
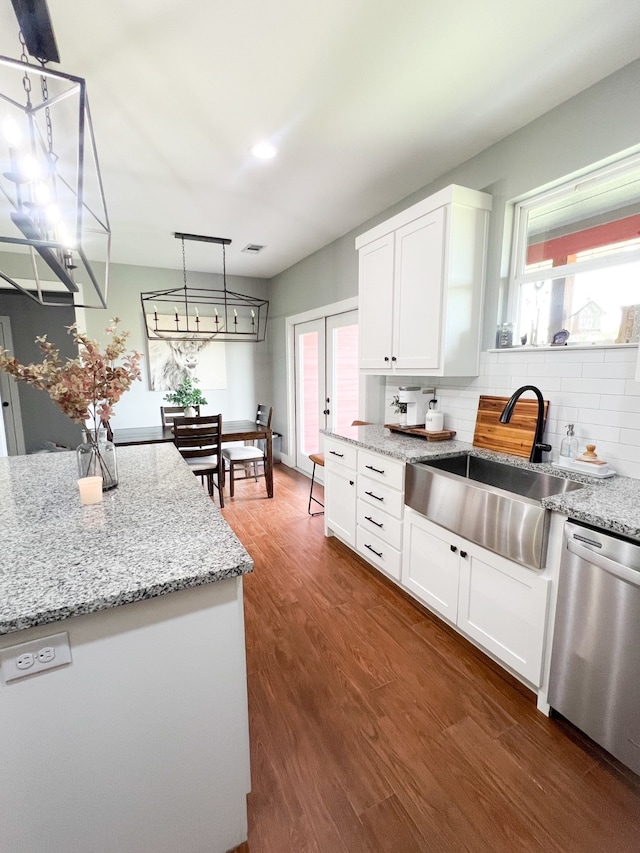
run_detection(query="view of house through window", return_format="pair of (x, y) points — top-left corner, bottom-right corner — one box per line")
(510, 152), (640, 346)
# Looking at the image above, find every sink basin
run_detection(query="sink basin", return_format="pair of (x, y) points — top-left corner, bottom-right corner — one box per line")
(405, 454), (584, 570)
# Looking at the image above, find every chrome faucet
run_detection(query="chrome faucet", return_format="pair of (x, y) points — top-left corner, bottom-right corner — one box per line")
(499, 385), (552, 463)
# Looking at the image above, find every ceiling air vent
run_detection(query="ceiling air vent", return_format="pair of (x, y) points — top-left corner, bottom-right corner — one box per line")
(242, 244), (265, 254)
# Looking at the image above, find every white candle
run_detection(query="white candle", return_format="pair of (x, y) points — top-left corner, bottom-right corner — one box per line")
(78, 476), (103, 505)
(233, 309), (238, 317)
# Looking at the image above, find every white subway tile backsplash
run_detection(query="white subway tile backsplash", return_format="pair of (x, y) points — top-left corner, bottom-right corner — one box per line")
(561, 377), (626, 395)
(384, 345), (640, 478)
(582, 361), (636, 380)
(599, 395), (640, 413)
(604, 346), (637, 363)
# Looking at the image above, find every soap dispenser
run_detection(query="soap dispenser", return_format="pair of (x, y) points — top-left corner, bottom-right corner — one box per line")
(560, 424), (578, 461)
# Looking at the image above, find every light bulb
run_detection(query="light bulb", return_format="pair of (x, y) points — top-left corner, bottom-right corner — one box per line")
(21, 154), (42, 182)
(35, 182), (51, 206)
(251, 140), (278, 160)
(45, 204), (61, 225)
(3, 115), (21, 146)
(57, 224), (75, 248)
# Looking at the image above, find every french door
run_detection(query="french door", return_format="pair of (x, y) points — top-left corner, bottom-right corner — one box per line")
(294, 310), (358, 475)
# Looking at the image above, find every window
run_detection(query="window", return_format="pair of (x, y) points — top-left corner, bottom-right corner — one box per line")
(509, 152), (640, 346)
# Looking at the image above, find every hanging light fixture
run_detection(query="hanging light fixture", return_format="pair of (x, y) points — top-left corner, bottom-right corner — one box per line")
(0, 0), (110, 307)
(140, 232), (269, 343)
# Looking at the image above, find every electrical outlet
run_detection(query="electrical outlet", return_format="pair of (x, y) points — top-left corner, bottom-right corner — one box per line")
(0, 632), (71, 683)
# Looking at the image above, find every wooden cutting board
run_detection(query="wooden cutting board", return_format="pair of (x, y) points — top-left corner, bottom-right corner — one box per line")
(472, 395), (549, 458)
(384, 424), (457, 441)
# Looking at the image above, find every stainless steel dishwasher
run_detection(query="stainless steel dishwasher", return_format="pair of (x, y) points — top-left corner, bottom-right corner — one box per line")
(548, 520), (640, 775)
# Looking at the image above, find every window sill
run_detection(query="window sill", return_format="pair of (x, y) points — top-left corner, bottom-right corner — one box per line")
(487, 342), (638, 354)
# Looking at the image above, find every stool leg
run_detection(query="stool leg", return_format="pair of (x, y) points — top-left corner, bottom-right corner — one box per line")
(308, 462), (324, 516)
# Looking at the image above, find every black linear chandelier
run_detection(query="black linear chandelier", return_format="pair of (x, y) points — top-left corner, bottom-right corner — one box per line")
(140, 232), (269, 343)
(0, 0), (110, 307)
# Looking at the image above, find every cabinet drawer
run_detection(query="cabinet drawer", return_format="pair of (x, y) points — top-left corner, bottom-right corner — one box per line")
(358, 475), (404, 519)
(357, 450), (404, 490)
(356, 527), (401, 581)
(324, 437), (357, 470)
(357, 499), (403, 550)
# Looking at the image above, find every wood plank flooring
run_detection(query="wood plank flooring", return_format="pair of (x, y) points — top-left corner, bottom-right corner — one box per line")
(222, 465), (640, 853)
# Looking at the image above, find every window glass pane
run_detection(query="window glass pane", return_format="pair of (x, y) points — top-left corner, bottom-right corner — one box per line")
(299, 331), (319, 455)
(525, 169), (640, 272)
(517, 259), (640, 346)
(331, 324), (359, 434)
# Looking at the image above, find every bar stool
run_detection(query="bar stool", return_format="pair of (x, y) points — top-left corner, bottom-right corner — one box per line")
(308, 452), (324, 516)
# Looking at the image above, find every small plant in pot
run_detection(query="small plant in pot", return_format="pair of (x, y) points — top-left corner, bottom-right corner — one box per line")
(164, 377), (208, 416)
(391, 394), (408, 424)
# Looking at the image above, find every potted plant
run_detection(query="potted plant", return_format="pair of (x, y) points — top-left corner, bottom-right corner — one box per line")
(164, 376), (208, 416)
(391, 394), (408, 425)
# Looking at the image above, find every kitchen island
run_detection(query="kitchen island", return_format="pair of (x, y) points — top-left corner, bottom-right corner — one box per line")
(0, 444), (253, 853)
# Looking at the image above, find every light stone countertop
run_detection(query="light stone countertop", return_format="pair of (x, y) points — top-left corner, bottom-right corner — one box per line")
(323, 424), (640, 542)
(0, 444), (253, 635)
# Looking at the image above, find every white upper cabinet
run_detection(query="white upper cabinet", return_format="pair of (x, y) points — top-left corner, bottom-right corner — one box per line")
(356, 185), (492, 376)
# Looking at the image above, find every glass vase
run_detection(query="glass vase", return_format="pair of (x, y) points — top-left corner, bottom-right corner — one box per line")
(77, 427), (118, 491)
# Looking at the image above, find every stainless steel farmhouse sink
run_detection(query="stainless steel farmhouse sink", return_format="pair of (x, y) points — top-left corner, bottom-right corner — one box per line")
(405, 454), (584, 570)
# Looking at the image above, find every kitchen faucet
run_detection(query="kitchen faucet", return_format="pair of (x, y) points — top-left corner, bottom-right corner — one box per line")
(499, 385), (552, 463)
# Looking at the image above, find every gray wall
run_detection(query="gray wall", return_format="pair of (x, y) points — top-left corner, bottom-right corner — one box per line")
(0, 290), (81, 452)
(268, 57), (640, 455)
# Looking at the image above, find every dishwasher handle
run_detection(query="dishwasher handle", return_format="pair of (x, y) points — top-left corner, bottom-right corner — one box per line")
(567, 537), (640, 588)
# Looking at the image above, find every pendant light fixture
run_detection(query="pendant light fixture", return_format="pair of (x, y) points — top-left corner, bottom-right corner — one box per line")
(0, 0), (110, 307)
(140, 232), (269, 343)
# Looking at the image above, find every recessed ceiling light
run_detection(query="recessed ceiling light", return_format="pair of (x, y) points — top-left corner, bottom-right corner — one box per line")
(251, 140), (278, 160)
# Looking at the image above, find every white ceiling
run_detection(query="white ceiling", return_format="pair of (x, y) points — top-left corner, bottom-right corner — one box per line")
(2, 0), (640, 278)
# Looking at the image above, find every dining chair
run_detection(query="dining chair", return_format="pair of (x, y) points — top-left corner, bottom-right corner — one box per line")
(173, 414), (224, 507)
(222, 405), (273, 498)
(161, 405), (200, 428)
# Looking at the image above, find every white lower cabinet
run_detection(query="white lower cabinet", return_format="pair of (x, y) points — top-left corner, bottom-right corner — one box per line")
(325, 441), (551, 689)
(324, 437), (357, 547)
(402, 508), (550, 687)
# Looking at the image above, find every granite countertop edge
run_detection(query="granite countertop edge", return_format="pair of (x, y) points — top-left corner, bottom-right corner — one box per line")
(322, 425), (640, 542)
(0, 444), (254, 636)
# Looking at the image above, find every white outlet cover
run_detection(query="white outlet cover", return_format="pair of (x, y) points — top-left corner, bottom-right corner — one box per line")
(0, 632), (72, 683)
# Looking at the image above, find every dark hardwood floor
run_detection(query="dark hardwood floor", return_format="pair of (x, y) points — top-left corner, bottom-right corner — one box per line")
(222, 465), (640, 853)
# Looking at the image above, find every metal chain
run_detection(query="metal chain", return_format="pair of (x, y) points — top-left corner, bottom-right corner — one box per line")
(182, 237), (188, 288)
(18, 30), (32, 106)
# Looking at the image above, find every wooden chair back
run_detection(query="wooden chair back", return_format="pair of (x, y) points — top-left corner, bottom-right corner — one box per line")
(173, 414), (222, 460)
(256, 404), (273, 430)
(161, 405), (200, 428)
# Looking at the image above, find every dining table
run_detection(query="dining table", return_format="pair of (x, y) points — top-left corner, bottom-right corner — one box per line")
(112, 419), (274, 498)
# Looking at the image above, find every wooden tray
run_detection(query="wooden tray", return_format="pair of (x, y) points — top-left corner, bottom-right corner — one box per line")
(472, 395), (549, 458)
(384, 424), (457, 441)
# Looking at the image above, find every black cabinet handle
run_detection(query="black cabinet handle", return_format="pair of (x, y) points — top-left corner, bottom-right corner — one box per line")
(365, 490), (384, 502)
(349, 480), (354, 486)
(364, 543), (383, 558)
(391, 356), (397, 362)
(384, 356), (390, 362)
(2, 401), (8, 408)
(323, 409), (330, 415)
(450, 544), (457, 553)
(329, 450), (344, 457)
(460, 550), (468, 558)
(365, 464), (385, 475)
(364, 515), (383, 528)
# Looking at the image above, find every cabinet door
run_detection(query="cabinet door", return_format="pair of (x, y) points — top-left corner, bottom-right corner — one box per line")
(401, 510), (459, 622)
(393, 208), (445, 371)
(358, 234), (394, 369)
(457, 545), (550, 686)
(325, 465), (357, 547)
